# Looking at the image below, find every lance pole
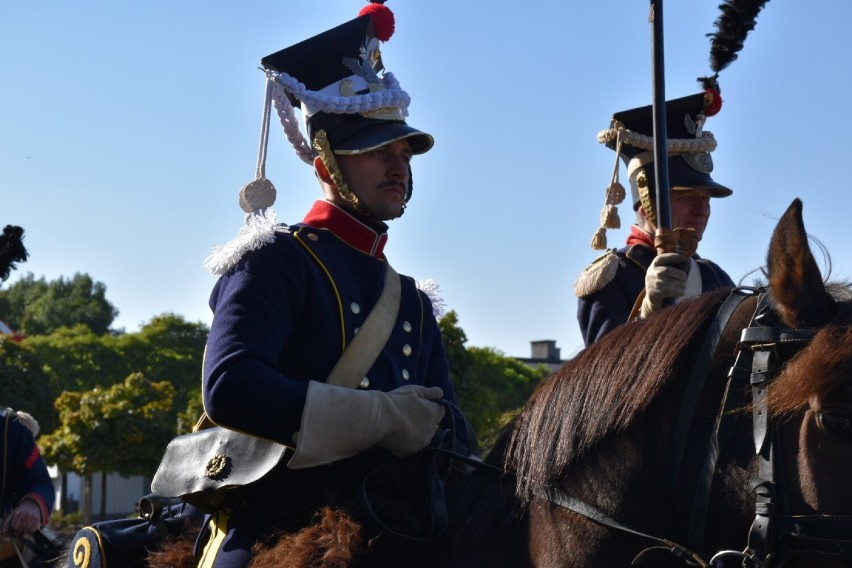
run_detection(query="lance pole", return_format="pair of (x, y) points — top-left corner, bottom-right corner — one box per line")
(649, 0), (673, 251)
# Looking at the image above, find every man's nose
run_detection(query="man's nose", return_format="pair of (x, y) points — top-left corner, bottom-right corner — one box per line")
(388, 156), (409, 180)
(692, 198), (710, 214)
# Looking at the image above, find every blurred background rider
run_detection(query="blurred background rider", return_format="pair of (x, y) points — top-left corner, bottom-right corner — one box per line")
(0, 226), (55, 566)
(574, 94), (734, 347)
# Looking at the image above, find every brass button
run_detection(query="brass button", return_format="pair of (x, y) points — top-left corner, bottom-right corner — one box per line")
(353, 327), (360, 335)
(402, 344), (412, 357)
(402, 321), (412, 332)
(307, 233), (319, 241)
(402, 369), (410, 381)
(359, 377), (370, 389)
(350, 302), (361, 314)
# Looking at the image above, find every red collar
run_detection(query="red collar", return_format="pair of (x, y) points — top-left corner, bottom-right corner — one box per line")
(626, 225), (655, 248)
(302, 200), (388, 259)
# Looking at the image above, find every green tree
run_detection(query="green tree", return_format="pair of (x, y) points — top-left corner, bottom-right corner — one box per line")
(26, 325), (126, 392)
(439, 310), (473, 402)
(114, 314), (208, 432)
(464, 347), (550, 452)
(26, 315), (207, 432)
(40, 372), (176, 523)
(0, 336), (61, 433)
(0, 272), (118, 335)
(440, 311), (550, 453)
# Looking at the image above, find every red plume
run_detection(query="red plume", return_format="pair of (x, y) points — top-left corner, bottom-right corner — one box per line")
(703, 88), (723, 117)
(359, 3), (395, 41)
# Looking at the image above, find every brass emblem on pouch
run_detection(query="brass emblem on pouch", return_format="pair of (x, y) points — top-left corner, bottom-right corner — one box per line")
(206, 454), (229, 479)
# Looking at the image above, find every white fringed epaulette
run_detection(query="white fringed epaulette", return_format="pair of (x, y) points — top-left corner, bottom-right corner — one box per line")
(574, 250), (620, 298)
(203, 209), (290, 276)
(416, 278), (446, 321)
(13, 410), (39, 437)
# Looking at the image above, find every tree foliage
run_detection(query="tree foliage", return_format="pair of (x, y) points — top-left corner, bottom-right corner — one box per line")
(439, 311), (472, 393)
(25, 315), (208, 434)
(0, 273), (118, 335)
(40, 372), (176, 477)
(0, 337), (61, 434)
(114, 314), (208, 432)
(440, 311), (550, 453)
(26, 325), (126, 393)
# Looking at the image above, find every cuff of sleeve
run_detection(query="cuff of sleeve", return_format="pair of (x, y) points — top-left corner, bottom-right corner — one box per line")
(21, 494), (49, 526)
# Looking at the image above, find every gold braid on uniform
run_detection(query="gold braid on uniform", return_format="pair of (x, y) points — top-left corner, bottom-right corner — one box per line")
(636, 170), (657, 228)
(313, 130), (366, 214)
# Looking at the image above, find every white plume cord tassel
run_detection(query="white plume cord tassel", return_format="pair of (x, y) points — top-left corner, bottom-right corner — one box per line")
(255, 77), (273, 180)
(239, 77), (281, 214)
(609, 131), (623, 190)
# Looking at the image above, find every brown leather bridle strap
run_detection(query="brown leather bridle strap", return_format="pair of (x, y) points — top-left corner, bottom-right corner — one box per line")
(668, 288), (756, 551)
(536, 485), (710, 567)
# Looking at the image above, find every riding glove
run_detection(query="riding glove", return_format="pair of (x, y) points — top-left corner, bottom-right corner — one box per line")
(288, 381), (445, 469)
(640, 252), (690, 318)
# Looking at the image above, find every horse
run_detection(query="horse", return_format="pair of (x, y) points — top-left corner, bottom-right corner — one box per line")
(61, 198), (852, 567)
(445, 198), (852, 567)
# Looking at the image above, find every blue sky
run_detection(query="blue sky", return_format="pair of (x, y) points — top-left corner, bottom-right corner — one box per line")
(2, 1), (851, 359)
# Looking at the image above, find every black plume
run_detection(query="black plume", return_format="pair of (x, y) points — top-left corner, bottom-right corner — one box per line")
(0, 225), (28, 282)
(707, 0), (769, 73)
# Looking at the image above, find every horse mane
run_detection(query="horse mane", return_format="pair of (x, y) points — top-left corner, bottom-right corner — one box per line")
(767, 281), (852, 416)
(505, 287), (733, 502)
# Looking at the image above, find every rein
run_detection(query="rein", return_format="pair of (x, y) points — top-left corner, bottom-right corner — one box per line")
(356, 400), (477, 545)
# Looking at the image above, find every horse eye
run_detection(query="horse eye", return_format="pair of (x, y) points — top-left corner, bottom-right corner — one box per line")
(817, 411), (852, 439)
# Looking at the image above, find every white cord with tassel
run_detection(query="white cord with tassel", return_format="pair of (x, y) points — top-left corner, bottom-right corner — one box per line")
(204, 77), (289, 276)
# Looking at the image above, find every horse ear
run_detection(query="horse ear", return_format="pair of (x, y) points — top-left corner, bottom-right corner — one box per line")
(767, 198), (835, 327)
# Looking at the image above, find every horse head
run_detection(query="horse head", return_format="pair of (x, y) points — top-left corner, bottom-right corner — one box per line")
(757, 199), (852, 566)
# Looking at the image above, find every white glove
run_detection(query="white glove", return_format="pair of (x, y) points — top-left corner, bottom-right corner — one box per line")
(287, 381), (445, 469)
(639, 252), (690, 318)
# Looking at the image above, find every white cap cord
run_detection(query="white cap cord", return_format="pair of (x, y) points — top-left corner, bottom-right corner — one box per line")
(238, 78), (279, 214)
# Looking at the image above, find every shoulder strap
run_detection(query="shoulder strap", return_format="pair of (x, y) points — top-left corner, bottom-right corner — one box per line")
(192, 264), (401, 431)
(326, 264), (401, 389)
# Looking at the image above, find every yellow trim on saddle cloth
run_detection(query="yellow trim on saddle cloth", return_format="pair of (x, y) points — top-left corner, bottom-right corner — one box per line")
(69, 526), (104, 568)
(198, 509), (232, 568)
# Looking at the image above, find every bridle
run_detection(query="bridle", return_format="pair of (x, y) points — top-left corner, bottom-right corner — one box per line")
(707, 289), (852, 566)
(532, 287), (852, 566)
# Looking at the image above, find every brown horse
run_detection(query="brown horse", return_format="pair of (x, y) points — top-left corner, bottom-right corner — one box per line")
(445, 198), (852, 567)
(68, 198), (852, 567)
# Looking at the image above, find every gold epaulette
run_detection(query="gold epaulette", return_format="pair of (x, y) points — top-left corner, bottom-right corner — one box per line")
(574, 250), (619, 298)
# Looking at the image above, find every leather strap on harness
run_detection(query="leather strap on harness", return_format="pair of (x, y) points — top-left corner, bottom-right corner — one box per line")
(537, 485), (710, 567)
(670, 288), (754, 551)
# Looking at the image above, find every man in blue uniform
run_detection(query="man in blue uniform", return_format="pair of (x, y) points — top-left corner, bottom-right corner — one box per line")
(0, 227), (55, 564)
(0, 409), (54, 543)
(575, 93), (734, 347)
(194, 4), (470, 566)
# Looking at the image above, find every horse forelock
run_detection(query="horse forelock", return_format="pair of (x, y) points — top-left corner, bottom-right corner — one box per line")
(767, 281), (852, 417)
(505, 288), (734, 502)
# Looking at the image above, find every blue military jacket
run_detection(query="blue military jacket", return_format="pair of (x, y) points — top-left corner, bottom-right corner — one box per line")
(203, 200), (460, 446)
(0, 408), (54, 523)
(576, 243), (734, 347)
